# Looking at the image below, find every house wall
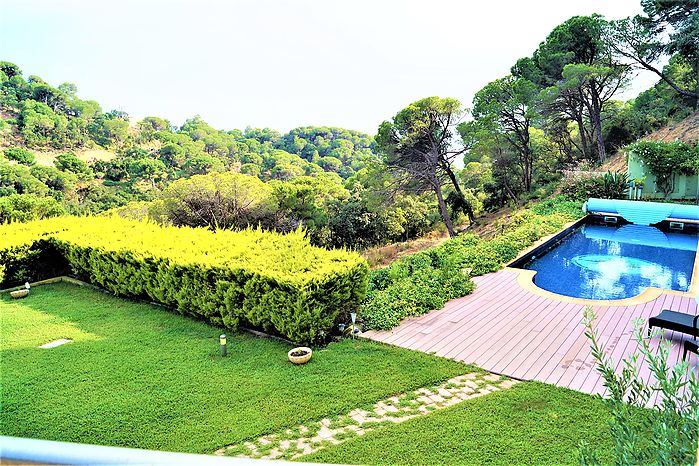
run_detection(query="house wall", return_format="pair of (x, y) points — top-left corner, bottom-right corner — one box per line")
(627, 152), (699, 200)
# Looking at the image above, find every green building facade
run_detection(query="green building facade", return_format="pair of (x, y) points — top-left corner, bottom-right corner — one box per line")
(627, 150), (699, 200)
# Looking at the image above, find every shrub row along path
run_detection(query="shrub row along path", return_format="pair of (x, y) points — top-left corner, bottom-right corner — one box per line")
(215, 372), (517, 460)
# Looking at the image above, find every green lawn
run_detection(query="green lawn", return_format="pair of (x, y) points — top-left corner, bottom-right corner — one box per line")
(2, 281), (635, 465)
(0, 282), (469, 453)
(302, 382), (626, 465)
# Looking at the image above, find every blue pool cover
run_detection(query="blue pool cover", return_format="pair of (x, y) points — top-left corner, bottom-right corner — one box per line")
(583, 198), (699, 225)
(523, 223), (698, 300)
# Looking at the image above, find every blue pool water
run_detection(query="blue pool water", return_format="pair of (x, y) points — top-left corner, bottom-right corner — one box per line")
(522, 223), (698, 300)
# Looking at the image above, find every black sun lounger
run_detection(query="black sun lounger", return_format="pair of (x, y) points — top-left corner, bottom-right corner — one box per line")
(647, 310), (699, 338)
(684, 339), (698, 360)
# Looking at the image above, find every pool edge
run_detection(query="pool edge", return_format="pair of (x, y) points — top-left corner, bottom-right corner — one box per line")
(506, 267), (675, 306)
(504, 215), (699, 306)
(508, 217), (588, 268)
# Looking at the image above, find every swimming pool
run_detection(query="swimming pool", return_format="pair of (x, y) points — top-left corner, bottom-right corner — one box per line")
(516, 222), (699, 300)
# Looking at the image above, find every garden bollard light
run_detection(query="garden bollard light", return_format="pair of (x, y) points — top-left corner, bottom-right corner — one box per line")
(220, 334), (227, 357)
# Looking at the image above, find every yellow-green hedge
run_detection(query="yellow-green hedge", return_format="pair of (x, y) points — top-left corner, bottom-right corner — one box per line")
(0, 217), (368, 343)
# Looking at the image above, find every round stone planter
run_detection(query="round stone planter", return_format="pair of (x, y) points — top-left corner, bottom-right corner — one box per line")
(288, 347), (312, 365)
(10, 289), (29, 299)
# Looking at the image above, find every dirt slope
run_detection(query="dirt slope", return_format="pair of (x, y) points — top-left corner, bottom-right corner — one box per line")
(645, 111), (699, 145)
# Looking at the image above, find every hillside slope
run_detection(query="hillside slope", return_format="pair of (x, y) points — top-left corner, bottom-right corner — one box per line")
(0, 109), (117, 166)
(600, 111), (699, 173)
(645, 111), (699, 145)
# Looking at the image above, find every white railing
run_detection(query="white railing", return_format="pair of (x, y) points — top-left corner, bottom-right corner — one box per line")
(0, 436), (316, 465)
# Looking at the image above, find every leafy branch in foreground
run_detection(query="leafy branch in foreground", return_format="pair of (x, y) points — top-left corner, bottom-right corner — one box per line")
(580, 307), (699, 466)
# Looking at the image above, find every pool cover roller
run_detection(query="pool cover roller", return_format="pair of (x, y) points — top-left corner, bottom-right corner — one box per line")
(583, 198), (699, 226)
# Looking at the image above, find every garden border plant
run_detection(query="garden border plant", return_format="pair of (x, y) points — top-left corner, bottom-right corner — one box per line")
(580, 308), (698, 465)
(560, 170), (630, 201)
(0, 216), (368, 343)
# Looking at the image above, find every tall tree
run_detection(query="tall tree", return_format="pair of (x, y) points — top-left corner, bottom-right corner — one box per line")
(376, 97), (466, 237)
(513, 15), (630, 163)
(0, 61), (21, 79)
(158, 172), (276, 230)
(606, 0), (698, 106)
(471, 76), (539, 192)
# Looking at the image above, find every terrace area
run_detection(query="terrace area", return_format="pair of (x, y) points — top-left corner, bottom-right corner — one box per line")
(364, 267), (699, 402)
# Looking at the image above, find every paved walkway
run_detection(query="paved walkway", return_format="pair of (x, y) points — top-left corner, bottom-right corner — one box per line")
(216, 371), (517, 460)
(364, 269), (698, 400)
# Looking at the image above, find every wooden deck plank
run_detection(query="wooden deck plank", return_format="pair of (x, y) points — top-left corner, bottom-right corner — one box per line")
(397, 289), (511, 352)
(362, 268), (697, 404)
(569, 306), (628, 392)
(495, 299), (578, 377)
(551, 303), (623, 388)
(587, 298), (655, 396)
(517, 302), (586, 380)
(417, 274), (530, 357)
(472, 295), (567, 374)
(437, 289), (542, 363)
(578, 302), (650, 393)
(441, 290), (543, 363)
(531, 302), (598, 383)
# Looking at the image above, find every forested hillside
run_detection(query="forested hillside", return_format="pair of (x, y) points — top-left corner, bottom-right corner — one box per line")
(0, 62), (442, 249)
(458, 9), (697, 211)
(1, 0), (697, 250)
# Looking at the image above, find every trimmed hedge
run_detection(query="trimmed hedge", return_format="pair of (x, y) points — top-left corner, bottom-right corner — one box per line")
(362, 196), (582, 330)
(0, 217), (368, 343)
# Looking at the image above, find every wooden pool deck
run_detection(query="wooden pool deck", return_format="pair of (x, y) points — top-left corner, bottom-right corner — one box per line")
(363, 268), (698, 399)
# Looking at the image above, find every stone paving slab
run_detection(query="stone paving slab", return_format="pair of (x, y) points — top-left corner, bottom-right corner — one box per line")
(215, 371), (518, 461)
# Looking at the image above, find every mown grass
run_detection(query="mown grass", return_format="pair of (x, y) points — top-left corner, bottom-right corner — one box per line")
(302, 382), (646, 465)
(0, 282), (469, 454)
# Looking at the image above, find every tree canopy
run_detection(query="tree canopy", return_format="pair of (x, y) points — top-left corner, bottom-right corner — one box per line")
(0, 0), (696, 248)
(376, 97), (467, 236)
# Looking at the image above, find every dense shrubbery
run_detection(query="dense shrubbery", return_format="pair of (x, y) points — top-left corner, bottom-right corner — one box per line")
(560, 171), (630, 201)
(154, 172), (277, 230)
(361, 197), (582, 330)
(111, 170), (441, 250)
(0, 193), (65, 222)
(362, 251), (475, 330)
(0, 217), (368, 343)
(3, 147), (35, 165)
(528, 196), (584, 217)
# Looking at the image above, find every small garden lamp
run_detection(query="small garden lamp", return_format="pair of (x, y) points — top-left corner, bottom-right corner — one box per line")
(350, 312), (357, 340)
(24, 282), (30, 290)
(219, 334), (227, 357)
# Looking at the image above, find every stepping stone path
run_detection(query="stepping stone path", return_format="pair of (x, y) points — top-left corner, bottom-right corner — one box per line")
(215, 372), (518, 461)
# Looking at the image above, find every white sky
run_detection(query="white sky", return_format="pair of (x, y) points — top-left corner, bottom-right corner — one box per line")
(1, 0), (658, 135)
